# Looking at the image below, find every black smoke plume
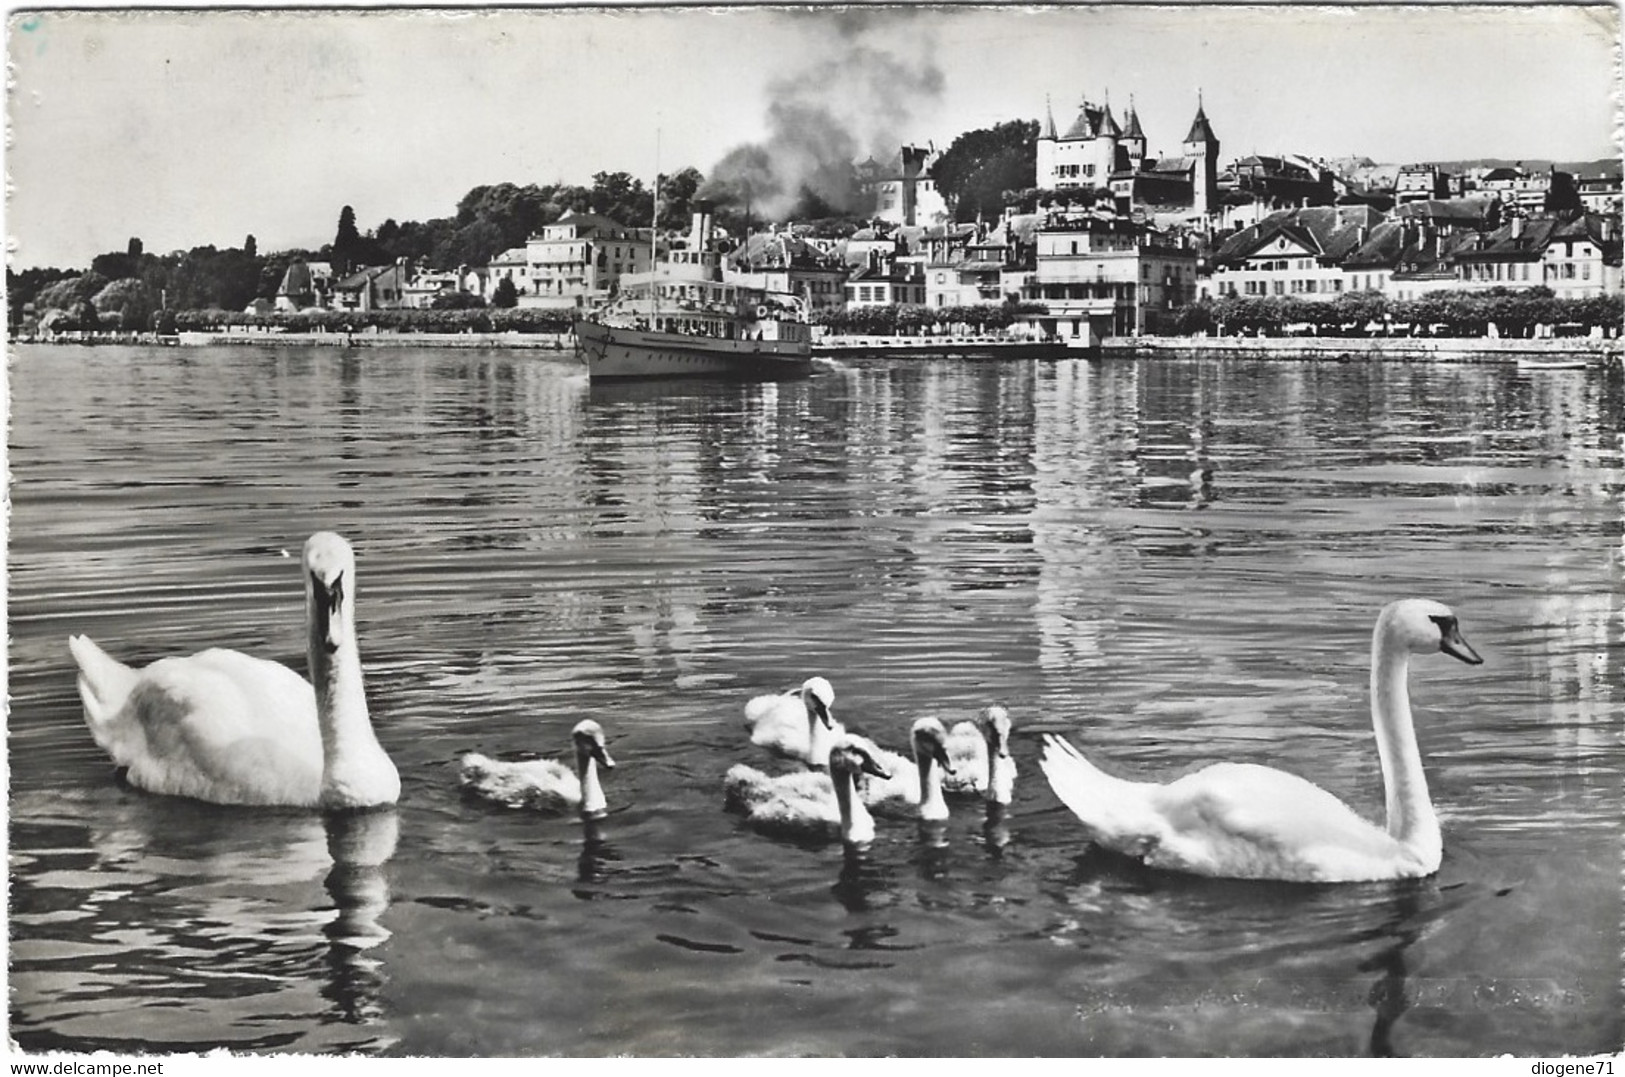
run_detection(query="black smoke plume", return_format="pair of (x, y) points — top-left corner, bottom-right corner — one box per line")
(701, 16), (945, 224)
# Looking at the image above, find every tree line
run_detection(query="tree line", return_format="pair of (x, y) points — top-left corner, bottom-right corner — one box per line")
(812, 300), (1049, 336)
(166, 307), (575, 335)
(1170, 288), (1623, 337)
(9, 168), (699, 334)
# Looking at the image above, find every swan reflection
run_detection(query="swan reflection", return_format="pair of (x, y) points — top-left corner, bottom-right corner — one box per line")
(831, 846), (896, 913)
(577, 816), (621, 886)
(319, 808), (400, 1025)
(1361, 881), (1426, 1057)
(981, 801), (1012, 857)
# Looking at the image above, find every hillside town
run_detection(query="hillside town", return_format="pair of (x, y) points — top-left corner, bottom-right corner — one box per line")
(17, 93), (1623, 347)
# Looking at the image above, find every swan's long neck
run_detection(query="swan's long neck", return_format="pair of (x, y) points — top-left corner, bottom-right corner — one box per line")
(807, 702), (835, 767)
(577, 749), (607, 818)
(1371, 623), (1439, 861)
(310, 606), (392, 808)
(986, 736), (1015, 806)
(834, 768), (876, 845)
(917, 749), (949, 822)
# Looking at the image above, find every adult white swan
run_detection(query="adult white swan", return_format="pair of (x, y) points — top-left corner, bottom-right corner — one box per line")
(743, 676), (843, 767)
(724, 733), (893, 846)
(944, 704), (1018, 805)
(69, 532), (399, 809)
(1039, 599), (1483, 883)
(459, 720), (615, 818)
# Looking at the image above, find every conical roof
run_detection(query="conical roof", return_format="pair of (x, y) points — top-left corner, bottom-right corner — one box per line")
(1123, 101), (1146, 141)
(1098, 102), (1121, 138)
(1184, 100), (1217, 146)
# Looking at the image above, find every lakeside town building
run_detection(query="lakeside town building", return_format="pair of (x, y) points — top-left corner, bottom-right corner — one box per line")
(1025, 213), (1200, 345)
(856, 145), (949, 227)
(520, 211), (653, 310)
(724, 224), (848, 314)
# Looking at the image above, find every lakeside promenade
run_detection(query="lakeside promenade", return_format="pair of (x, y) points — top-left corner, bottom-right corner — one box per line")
(19, 329), (1620, 367)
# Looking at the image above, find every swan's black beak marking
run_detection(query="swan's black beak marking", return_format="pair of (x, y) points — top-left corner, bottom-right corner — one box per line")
(1431, 614), (1484, 666)
(312, 571), (344, 653)
(989, 727), (1012, 760)
(861, 753), (892, 781)
(810, 696), (834, 729)
(933, 741), (954, 776)
(594, 741), (616, 770)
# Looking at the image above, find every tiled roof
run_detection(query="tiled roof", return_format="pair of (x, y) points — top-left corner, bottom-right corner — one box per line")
(1214, 205), (1384, 267)
(1184, 103), (1217, 146)
(551, 211), (644, 238)
(1062, 101), (1114, 141)
(1122, 105), (1146, 141)
(1342, 220), (1406, 270)
(333, 264), (400, 290)
(1395, 198), (1499, 224)
(730, 230), (841, 269)
(1098, 103), (1121, 138)
(1453, 218), (1562, 263)
(1147, 156), (1196, 175)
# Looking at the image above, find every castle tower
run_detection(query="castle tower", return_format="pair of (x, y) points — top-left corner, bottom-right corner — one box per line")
(1036, 95), (1060, 189)
(1095, 94), (1122, 179)
(1183, 92), (1220, 220)
(1122, 95), (1147, 170)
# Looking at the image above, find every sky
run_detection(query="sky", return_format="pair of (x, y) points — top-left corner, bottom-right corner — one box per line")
(5, 3), (1620, 270)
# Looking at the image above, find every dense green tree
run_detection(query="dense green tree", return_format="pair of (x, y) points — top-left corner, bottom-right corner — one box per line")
(93, 278), (155, 328)
(432, 220), (507, 272)
(491, 276), (519, 309)
(334, 205), (365, 272)
(1543, 171), (1582, 215)
(70, 298), (100, 330)
(658, 167), (705, 230)
(90, 249), (136, 280)
(35, 271), (111, 314)
(591, 171), (654, 227)
(931, 120), (1040, 222)
(7, 266), (77, 326)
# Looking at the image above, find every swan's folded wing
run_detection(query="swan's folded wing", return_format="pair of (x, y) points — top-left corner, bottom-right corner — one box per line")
(460, 753), (580, 811)
(1040, 734), (1166, 853)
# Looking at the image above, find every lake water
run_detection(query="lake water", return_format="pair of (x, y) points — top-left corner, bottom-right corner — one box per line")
(7, 343), (1621, 1057)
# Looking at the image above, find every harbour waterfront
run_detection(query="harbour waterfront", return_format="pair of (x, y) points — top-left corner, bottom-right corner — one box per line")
(8, 343), (1621, 1056)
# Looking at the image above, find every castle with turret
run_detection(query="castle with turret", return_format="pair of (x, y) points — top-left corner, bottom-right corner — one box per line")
(1037, 93), (1220, 222)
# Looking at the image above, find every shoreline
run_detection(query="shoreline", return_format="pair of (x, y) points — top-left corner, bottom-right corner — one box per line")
(1099, 335), (1621, 364)
(14, 330), (1620, 367)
